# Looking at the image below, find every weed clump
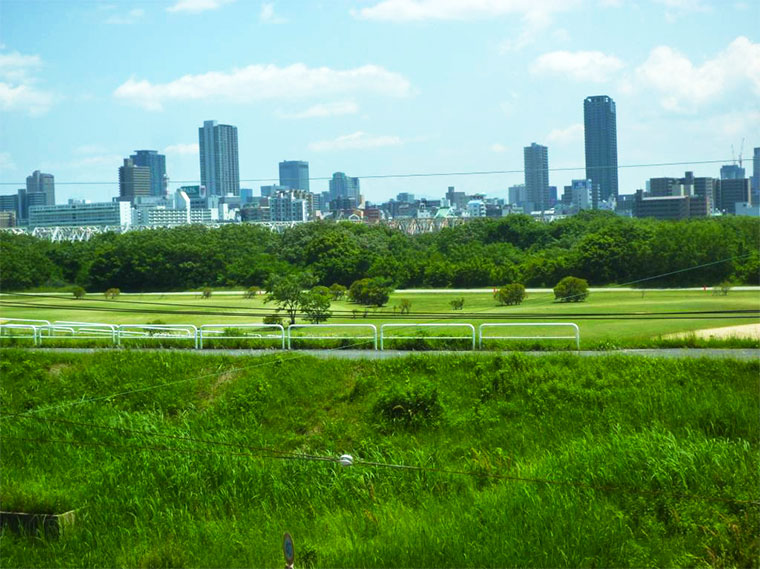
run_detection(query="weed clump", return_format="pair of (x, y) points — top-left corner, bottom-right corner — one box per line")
(374, 379), (443, 430)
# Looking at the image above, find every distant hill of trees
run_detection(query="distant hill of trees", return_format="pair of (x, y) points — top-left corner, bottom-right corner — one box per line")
(1, 211), (758, 292)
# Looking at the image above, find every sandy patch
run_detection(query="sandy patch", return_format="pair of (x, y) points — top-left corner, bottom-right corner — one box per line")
(667, 323), (760, 340)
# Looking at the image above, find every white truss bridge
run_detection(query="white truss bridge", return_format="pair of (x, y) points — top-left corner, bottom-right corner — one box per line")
(1, 216), (471, 242)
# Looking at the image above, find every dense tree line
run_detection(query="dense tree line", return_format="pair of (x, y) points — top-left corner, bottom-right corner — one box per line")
(1, 212), (758, 292)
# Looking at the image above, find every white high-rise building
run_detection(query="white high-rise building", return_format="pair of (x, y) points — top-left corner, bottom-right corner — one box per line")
(199, 120), (240, 196)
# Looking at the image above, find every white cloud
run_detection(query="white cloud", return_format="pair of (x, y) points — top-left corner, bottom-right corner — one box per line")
(546, 123), (583, 145)
(490, 143), (508, 152)
(0, 49), (54, 115)
(533, 50), (624, 82)
(654, 0), (710, 21)
(105, 8), (145, 24)
(164, 143), (200, 155)
(74, 144), (109, 155)
(277, 101), (359, 119)
(167, 0), (235, 14)
(114, 63), (412, 111)
(308, 131), (403, 152)
(631, 36), (760, 113)
(260, 2), (286, 23)
(354, 0), (572, 22)
(0, 152), (16, 171)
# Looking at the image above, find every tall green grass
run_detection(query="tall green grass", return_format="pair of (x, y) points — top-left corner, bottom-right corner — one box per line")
(1, 351), (757, 567)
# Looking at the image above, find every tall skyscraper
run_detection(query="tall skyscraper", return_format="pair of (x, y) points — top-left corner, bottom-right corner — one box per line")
(524, 143), (550, 212)
(329, 172), (360, 201)
(584, 95), (619, 202)
(130, 150), (167, 197)
(720, 164), (745, 180)
(26, 170), (55, 206)
(279, 160), (310, 191)
(119, 158), (151, 203)
(752, 147), (759, 193)
(199, 120), (240, 196)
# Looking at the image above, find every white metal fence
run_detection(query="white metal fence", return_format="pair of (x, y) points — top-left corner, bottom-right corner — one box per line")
(0, 320), (582, 351)
(287, 324), (378, 350)
(478, 323), (580, 350)
(379, 323), (476, 350)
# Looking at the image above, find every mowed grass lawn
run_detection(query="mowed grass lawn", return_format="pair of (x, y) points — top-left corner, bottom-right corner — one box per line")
(0, 351), (757, 567)
(1, 289), (758, 348)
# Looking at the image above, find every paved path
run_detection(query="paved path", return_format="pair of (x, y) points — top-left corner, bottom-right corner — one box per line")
(4, 348), (758, 360)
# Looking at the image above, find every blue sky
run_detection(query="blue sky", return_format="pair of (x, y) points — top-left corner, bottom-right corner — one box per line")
(1, 0), (758, 204)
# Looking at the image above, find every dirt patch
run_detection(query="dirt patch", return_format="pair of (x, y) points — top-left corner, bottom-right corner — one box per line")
(47, 364), (71, 377)
(667, 323), (760, 340)
(207, 369), (240, 399)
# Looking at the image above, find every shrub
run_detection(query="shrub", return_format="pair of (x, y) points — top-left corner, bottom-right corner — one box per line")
(348, 278), (393, 307)
(243, 286), (261, 299)
(397, 299), (412, 314)
(373, 380), (442, 430)
(104, 287), (120, 299)
(450, 297), (465, 310)
(329, 283), (347, 300)
(72, 286), (86, 300)
(713, 281), (732, 296)
(554, 276), (589, 302)
(201, 287), (212, 299)
(263, 315), (283, 326)
(494, 283), (525, 306)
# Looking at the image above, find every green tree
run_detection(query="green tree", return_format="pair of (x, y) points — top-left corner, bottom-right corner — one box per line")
(450, 297), (465, 310)
(397, 298), (412, 314)
(104, 287), (120, 299)
(553, 276), (589, 302)
(201, 287), (213, 299)
(243, 286), (262, 299)
(348, 278), (393, 307)
(494, 283), (526, 306)
(329, 283), (347, 300)
(301, 287), (333, 324)
(264, 272), (316, 325)
(72, 286), (86, 300)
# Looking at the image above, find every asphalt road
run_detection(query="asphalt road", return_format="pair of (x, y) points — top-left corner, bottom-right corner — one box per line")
(4, 348), (758, 360)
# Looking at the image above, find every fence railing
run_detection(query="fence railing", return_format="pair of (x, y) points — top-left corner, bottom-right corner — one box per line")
(287, 324), (378, 350)
(0, 320), (582, 351)
(379, 323), (476, 350)
(198, 324), (285, 349)
(478, 323), (580, 350)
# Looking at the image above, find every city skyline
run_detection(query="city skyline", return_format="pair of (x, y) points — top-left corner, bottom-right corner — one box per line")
(1, 1), (758, 204)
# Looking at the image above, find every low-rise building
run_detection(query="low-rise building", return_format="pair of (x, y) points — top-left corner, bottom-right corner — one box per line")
(28, 201), (132, 227)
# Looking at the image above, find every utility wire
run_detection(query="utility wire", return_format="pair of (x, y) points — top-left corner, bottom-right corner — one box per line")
(0, 158), (737, 186)
(1, 433), (756, 507)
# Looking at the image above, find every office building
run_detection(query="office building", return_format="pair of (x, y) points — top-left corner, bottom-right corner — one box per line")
(278, 161), (309, 191)
(26, 170), (55, 206)
(720, 164), (745, 180)
(396, 192), (415, 203)
(524, 143), (550, 211)
(130, 150), (167, 197)
(568, 179), (593, 211)
(717, 178), (751, 214)
(467, 199), (486, 217)
(271, 190), (308, 222)
(445, 186), (468, 210)
(29, 201), (132, 227)
(261, 184), (288, 197)
(328, 172), (360, 202)
(119, 158), (151, 204)
(633, 190), (709, 220)
(0, 211), (16, 228)
(508, 184), (527, 207)
(752, 147), (760, 199)
(199, 120), (240, 196)
(584, 95), (619, 201)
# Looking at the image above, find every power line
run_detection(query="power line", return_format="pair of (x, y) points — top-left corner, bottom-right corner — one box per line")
(2, 433), (756, 507)
(0, 158), (736, 186)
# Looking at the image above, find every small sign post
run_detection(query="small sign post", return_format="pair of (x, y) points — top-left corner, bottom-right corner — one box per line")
(283, 532), (295, 569)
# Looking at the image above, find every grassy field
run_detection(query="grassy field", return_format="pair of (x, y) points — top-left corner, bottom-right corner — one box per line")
(1, 289), (758, 349)
(0, 350), (757, 567)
